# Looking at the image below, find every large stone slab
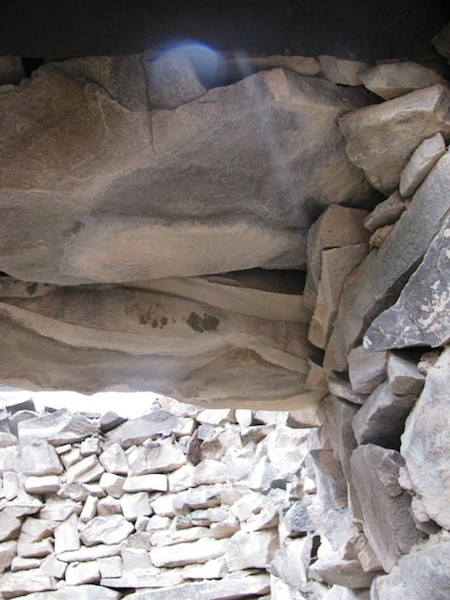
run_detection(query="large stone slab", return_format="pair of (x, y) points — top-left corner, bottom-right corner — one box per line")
(364, 209), (450, 350)
(326, 151), (450, 369)
(14, 586), (121, 599)
(351, 444), (425, 572)
(338, 85), (450, 194)
(371, 539), (450, 600)
(17, 409), (97, 446)
(401, 347), (450, 529)
(0, 64), (372, 285)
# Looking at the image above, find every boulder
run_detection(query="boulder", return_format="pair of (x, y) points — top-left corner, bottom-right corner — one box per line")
(351, 444), (425, 572)
(359, 61), (447, 100)
(338, 84), (450, 194)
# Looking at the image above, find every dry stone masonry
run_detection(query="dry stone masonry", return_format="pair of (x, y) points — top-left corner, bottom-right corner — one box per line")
(1, 14), (450, 600)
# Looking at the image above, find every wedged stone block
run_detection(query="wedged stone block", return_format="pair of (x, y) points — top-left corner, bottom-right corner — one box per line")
(318, 56), (370, 85)
(80, 515), (134, 546)
(226, 530), (278, 571)
(363, 192), (409, 233)
(351, 444), (425, 572)
(150, 538), (228, 568)
(348, 346), (386, 394)
(338, 84), (450, 194)
(17, 409), (96, 446)
(399, 132), (446, 197)
(20, 441), (63, 476)
(387, 352), (425, 395)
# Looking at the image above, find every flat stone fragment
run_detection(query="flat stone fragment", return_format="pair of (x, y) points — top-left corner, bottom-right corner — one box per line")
(20, 440), (63, 476)
(80, 515), (134, 546)
(351, 444), (425, 572)
(0, 541), (17, 573)
(99, 412), (127, 433)
(106, 411), (179, 448)
(270, 537), (310, 588)
(24, 475), (60, 495)
(326, 152), (450, 368)
(54, 513), (80, 555)
(352, 382), (417, 447)
(363, 192), (409, 233)
(10, 556), (42, 571)
(338, 84), (450, 194)
(150, 526), (212, 547)
(308, 244), (368, 349)
(63, 455), (104, 483)
(18, 409), (97, 446)
(387, 352), (425, 395)
(65, 561), (100, 586)
(225, 530), (278, 571)
(57, 544), (122, 563)
(123, 573), (271, 599)
(318, 55), (371, 85)
(364, 210), (450, 350)
(120, 492), (152, 520)
(150, 538), (228, 567)
(348, 346), (387, 394)
(309, 552), (377, 589)
(98, 443), (128, 475)
(39, 498), (81, 521)
(99, 473), (125, 498)
(401, 347), (450, 529)
(400, 132), (446, 197)
(0, 569), (56, 598)
(122, 474), (168, 493)
(0, 507), (22, 542)
(96, 496), (122, 516)
(128, 443), (187, 475)
(359, 61), (447, 100)
(13, 585), (121, 599)
(371, 539), (450, 600)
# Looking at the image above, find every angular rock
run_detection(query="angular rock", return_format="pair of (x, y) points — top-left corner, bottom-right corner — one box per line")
(267, 425), (309, 478)
(65, 561), (100, 586)
(328, 375), (366, 405)
(54, 514), (80, 555)
(80, 437), (101, 457)
(20, 441), (63, 476)
(20, 517), (53, 543)
(371, 539), (450, 599)
(369, 225), (394, 249)
(399, 132), (446, 197)
(192, 459), (227, 486)
(57, 544), (122, 563)
(99, 412), (127, 434)
(318, 56), (371, 85)
(24, 475), (60, 495)
(168, 464), (195, 493)
(106, 411), (179, 448)
(359, 61), (447, 100)
(80, 515), (134, 546)
(352, 382), (417, 447)
(348, 346), (387, 394)
(99, 473), (125, 498)
(226, 530), (278, 571)
(40, 555), (67, 579)
(364, 209), (450, 350)
(98, 443), (128, 475)
(338, 84), (450, 194)
(0, 570), (56, 597)
(127, 442), (187, 474)
(10, 556), (42, 572)
(308, 244), (368, 349)
(401, 347), (450, 529)
(150, 538), (228, 567)
(123, 474), (168, 493)
(0, 508), (22, 541)
(15, 585), (121, 599)
(281, 501), (316, 537)
(18, 409), (97, 446)
(63, 455), (104, 484)
(387, 352), (425, 395)
(120, 492), (151, 520)
(150, 526), (212, 547)
(326, 152), (450, 368)
(351, 444), (425, 572)
(96, 496), (122, 517)
(309, 552), (377, 589)
(0, 447), (18, 473)
(59, 447), (82, 469)
(39, 498), (81, 521)
(0, 540), (17, 573)
(363, 192), (409, 233)
(270, 536), (310, 588)
(97, 555), (122, 578)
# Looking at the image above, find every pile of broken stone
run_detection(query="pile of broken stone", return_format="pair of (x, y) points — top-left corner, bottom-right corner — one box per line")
(0, 396), (335, 599)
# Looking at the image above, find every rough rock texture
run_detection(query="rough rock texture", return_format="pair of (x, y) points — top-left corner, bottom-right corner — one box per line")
(338, 85), (450, 194)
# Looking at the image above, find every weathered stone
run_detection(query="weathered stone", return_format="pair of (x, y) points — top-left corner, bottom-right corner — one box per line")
(40, 555), (67, 579)
(65, 561), (101, 586)
(20, 517), (53, 543)
(2, 471), (19, 501)
(267, 426), (309, 478)
(387, 352), (425, 395)
(369, 224), (394, 249)
(120, 492), (152, 520)
(0, 569), (56, 597)
(225, 529), (278, 571)
(150, 538), (228, 567)
(270, 537), (311, 588)
(150, 494), (177, 517)
(308, 244), (368, 349)
(352, 382), (416, 447)
(323, 586), (370, 600)
(39, 498), (81, 521)
(14, 584), (121, 599)
(351, 444), (425, 572)
(0, 540), (17, 573)
(63, 455), (104, 484)
(363, 192), (409, 233)
(348, 346), (387, 394)
(318, 56), (371, 85)
(173, 485), (222, 511)
(150, 526), (212, 547)
(54, 514), (80, 555)
(99, 473), (125, 498)
(309, 551), (377, 589)
(95, 497), (120, 516)
(57, 544), (122, 563)
(20, 441), (63, 476)
(168, 464), (195, 493)
(0, 56), (25, 85)
(24, 475), (60, 495)
(127, 442), (187, 474)
(210, 516), (240, 539)
(0, 432), (18, 448)
(401, 347), (450, 529)
(371, 538), (450, 600)
(80, 515), (134, 546)
(326, 152), (450, 368)
(99, 412), (127, 434)
(365, 210), (450, 350)
(0, 447), (18, 473)
(0, 508), (22, 541)
(338, 84), (450, 194)
(327, 375), (366, 405)
(359, 61), (447, 100)
(59, 447), (82, 469)
(399, 132), (446, 197)
(7, 495), (43, 518)
(97, 555), (122, 578)
(281, 501), (316, 537)
(80, 437), (101, 457)
(10, 556), (42, 572)
(305, 205), (370, 310)
(98, 443), (128, 475)
(106, 411), (179, 448)
(123, 474), (168, 493)
(18, 409), (96, 446)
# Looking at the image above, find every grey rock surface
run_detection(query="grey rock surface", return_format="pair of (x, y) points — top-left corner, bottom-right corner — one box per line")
(399, 132), (446, 197)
